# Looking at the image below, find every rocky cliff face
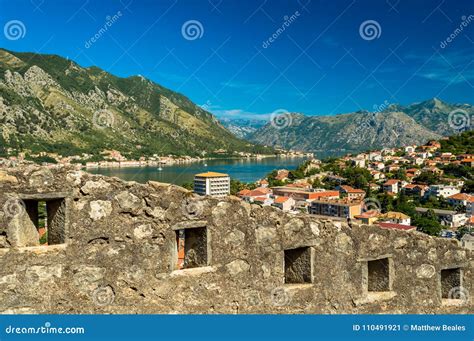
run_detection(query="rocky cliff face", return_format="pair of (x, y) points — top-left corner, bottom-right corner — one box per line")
(0, 165), (471, 314)
(0, 49), (269, 158)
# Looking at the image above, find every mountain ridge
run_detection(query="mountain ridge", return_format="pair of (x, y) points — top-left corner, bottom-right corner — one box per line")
(0, 48), (272, 159)
(240, 98), (473, 157)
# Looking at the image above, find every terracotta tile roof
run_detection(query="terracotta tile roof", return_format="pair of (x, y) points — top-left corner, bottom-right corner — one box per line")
(384, 179), (399, 185)
(354, 210), (380, 219)
(274, 196), (290, 204)
(238, 189), (251, 196)
(312, 197), (362, 206)
(403, 184), (417, 189)
(256, 187), (272, 194)
(340, 185), (364, 193)
(313, 191), (340, 198)
(349, 188), (365, 193)
(287, 182), (311, 188)
(448, 193), (471, 200)
(248, 189), (267, 197)
(253, 196), (269, 202)
(378, 222), (416, 231)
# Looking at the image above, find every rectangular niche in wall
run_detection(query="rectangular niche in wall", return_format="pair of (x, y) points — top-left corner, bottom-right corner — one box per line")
(23, 196), (67, 245)
(284, 246), (312, 284)
(441, 268), (461, 299)
(175, 226), (208, 269)
(367, 258), (391, 292)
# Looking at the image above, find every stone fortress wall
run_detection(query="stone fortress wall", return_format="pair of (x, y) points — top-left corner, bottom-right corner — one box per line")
(0, 165), (471, 314)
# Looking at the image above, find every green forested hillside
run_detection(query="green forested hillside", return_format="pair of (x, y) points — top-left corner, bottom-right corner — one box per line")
(0, 48), (272, 158)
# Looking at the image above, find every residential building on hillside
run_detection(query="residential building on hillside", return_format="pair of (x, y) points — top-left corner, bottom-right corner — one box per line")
(466, 198), (474, 216)
(338, 185), (366, 200)
(352, 158), (366, 168)
(461, 158), (474, 167)
(272, 187), (339, 201)
(402, 184), (427, 197)
(308, 198), (362, 219)
(286, 182), (312, 190)
(272, 196), (295, 211)
(253, 196), (273, 206)
(377, 211), (411, 225)
(354, 210), (380, 225)
(415, 207), (468, 228)
(194, 172), (230, 197)
(368, 151), (382, 161)
(275, 169), (289, 181)
(425, 185), (460, 198)
(383, 179), (401, 194)
(238, 187), (272, 203)
(447, 193), (472, 208)
(461, 234), (474, 251)
(370, 170), (385, 180)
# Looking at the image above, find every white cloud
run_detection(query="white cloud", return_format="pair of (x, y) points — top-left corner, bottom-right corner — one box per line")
(211, 108), (270, 121)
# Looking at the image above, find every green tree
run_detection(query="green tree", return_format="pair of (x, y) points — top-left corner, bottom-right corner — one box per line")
(413, 172), (440, 185)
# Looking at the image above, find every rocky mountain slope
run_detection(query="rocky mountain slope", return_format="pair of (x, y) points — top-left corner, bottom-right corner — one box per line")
(247, 98), (473, 157)
(0, 49), (271, 158)
(219, 118), (266, 139)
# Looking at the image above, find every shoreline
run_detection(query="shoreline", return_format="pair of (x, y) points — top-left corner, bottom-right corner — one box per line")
(83, 153), (312, 169)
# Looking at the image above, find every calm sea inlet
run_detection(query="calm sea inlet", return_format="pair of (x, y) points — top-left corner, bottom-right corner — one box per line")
(88, 157), (307, 185)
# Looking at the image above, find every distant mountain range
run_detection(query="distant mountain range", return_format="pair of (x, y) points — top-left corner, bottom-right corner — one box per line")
(0, 48), (271, 158)
(219, 118), (267, 139)
(224, 98), (473, 157)
(1, 48), (471, 160)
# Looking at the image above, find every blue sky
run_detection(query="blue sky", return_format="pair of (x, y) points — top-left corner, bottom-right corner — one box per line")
(0, 0), (473, 120)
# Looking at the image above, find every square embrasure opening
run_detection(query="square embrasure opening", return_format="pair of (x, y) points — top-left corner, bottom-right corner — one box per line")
(441, 268), (461, 299)
(176, 226), (208, 269)
(23, 197), (66, 245)
(284, 246), (312, 284)
(367, 257), (391, 292)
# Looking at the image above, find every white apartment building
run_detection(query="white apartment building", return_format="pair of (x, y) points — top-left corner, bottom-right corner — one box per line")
(194, 172), (230, 197)
(425, 185), (461, 198)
